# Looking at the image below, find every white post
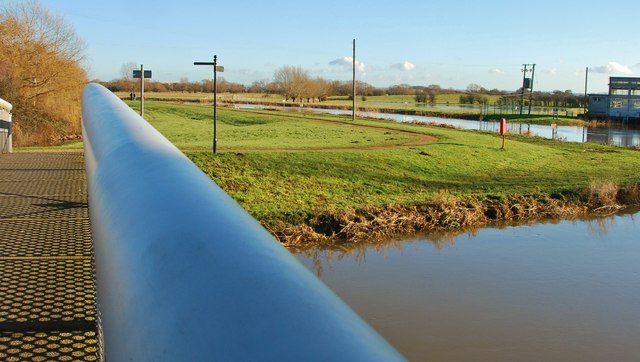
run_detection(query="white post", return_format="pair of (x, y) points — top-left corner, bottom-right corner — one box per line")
(0, 97), (13, 153)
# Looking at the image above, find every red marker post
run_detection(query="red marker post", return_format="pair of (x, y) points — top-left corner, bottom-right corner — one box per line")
(499, 117), (507, 149)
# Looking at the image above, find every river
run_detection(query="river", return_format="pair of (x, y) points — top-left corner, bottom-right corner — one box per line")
(294, 210), (640, 361)
(237, 104), (640, 148)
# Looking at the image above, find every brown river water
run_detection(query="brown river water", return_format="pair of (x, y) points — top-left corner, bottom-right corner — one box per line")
(294, 211), (640, 361)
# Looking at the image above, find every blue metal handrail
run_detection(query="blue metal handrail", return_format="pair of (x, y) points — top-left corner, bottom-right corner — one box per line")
(82, 83), (404, 361)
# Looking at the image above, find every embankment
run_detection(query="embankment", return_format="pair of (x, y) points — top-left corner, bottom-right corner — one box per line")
(273, 182), (640, 247)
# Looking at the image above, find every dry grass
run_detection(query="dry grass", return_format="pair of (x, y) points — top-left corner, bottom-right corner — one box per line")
(277, 184), (640, 247)
(584, 180), (620, 211)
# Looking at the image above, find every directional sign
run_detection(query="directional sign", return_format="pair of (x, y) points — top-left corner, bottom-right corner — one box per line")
(193, 63), (224, 73)
(133, 70), (152, 79)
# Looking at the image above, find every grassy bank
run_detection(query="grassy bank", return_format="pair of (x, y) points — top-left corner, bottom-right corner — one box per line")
(129, 101), (640, 245)
(34, 100), (637, 245)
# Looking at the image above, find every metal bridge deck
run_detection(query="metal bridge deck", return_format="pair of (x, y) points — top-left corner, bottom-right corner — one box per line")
(0, 152), (98, 361)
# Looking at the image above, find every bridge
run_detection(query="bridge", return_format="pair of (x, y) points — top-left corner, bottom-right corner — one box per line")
(0, 84), (404, 361)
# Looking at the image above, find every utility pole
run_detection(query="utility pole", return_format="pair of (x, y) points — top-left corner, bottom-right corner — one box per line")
(527, 64), (535, 115)
(520, 64), (535, 115)
(352, 38), (356, 121)
(194, 55), (225, 154)
(520, 64), (527, 115)
(584, 67), (589, 118)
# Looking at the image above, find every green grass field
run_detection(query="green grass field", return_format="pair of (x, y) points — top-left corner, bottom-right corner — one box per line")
(131, 101), (419, 150)
(120, 101), (640, 227)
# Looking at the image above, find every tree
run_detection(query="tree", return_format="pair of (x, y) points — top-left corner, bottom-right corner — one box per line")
(248, 79), (269, 93)
(415, 90), (427, 103)
(120, 61), (137, 94)
(466, 83), (486, 93)
(273, 65), (310, 102)
(0, 0), (87, 145)
(387, 84), (414, 95)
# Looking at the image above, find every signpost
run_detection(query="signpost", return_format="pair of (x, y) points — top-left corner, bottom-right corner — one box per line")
(133, 64), (152, 117)
(194, 55), (224, 154)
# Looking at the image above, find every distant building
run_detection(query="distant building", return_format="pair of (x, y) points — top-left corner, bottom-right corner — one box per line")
(588, 77), (640, 120)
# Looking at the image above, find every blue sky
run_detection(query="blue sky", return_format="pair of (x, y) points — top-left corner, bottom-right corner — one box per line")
(27, 0), (640, 92)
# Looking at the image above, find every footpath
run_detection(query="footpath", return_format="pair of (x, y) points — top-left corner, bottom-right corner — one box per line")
(0, 152), (99, 361)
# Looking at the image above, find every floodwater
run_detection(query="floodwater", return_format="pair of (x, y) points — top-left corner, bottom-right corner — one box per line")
(356, 110), (640, 148)
(238, 104), (640, 148)
(294, 211), (640, 361)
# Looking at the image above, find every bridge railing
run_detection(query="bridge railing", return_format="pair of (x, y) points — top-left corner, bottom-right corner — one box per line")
(82, 83), (404, 361)
(0, 97), (12, 154)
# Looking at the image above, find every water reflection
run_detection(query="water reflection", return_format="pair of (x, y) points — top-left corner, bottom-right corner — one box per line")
(296, 211), (638, 275)
(294, 210), (640, 361)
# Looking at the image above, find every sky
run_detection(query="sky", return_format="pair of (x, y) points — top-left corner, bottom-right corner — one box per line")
(20, 0), (640, 93)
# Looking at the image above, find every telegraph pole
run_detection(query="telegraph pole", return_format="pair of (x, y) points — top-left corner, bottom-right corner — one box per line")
(194, 55), (225, 154)
(520, 64), (535, 115)
(527, 64), (536, 115)
(352, 39), (356, 121)
(520, 64), (527, 115)
(584, 67), (589, 117)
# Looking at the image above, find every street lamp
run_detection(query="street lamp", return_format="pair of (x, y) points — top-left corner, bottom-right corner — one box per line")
(194, 55), (225, 154)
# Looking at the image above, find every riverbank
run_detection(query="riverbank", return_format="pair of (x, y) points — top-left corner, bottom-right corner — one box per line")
(273, 183), (640, 247)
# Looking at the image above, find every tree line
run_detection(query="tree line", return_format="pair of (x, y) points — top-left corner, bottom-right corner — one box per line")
(0, 0), (87, 146)
(102, 65), (387, 103)
(104, 62), (587, 109)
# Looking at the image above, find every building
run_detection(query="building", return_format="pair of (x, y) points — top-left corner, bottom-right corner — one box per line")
(588, 77), (640, 121)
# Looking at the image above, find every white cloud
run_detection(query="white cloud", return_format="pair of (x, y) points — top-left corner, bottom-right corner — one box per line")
(488, 68), (504, 75)
(328, 56), (365, 73)
(591, 61), (633, 75)
(392, 61), (416, 71)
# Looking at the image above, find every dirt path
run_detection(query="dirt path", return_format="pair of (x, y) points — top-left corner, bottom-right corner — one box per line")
(188, 112), (438, 153)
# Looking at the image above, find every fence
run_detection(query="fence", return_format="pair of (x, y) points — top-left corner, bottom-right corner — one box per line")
(82, 83), (404, 361)
(0, 97), (12, 153)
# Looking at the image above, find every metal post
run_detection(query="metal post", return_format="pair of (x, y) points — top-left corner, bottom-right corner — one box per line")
(352, 39), (356, 121)
(528, 64), (535, 115)
(520, 64), (527, 115)
(194, 56), (224, 154)
(213, 55), (218, 154)
(140, 64), (144, 118)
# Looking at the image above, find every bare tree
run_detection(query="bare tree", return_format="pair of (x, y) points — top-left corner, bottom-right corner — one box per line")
(273, 65), (310, 103)
(0, 0), (87, 145)
(120, 61), (137, 93)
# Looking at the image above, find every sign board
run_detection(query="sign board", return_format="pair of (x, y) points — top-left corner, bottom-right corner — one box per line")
(215, 66), (225, 72)
(523, 77), (531, 89)
(133, 70), (152, 79)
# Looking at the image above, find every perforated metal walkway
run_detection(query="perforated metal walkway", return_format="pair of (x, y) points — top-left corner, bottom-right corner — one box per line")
(0, 152), (98, 361)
